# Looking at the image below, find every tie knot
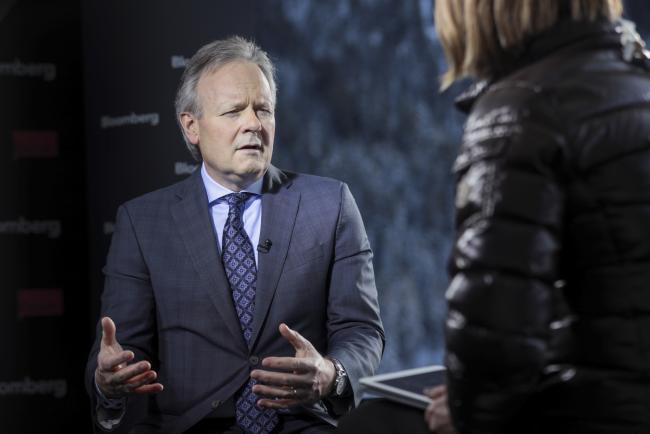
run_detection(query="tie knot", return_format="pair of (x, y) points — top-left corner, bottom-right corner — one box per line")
(224, 192), (253, 212)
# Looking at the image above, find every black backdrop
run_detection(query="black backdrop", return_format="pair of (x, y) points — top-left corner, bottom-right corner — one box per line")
(0, 0), (89, 431)
(2, 1), (649, 432)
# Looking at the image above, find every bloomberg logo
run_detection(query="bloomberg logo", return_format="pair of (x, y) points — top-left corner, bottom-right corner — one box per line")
(0, 217), (61, 238)
(0, 59), (56, 81)
(171, 55), (188, 69)
(100, 112), (160, 129)
(0, 377), (67, 398)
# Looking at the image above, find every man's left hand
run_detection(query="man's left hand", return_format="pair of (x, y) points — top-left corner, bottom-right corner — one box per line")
(251, 323), (336, 409)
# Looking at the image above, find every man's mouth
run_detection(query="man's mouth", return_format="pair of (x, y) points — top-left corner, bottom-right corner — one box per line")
(238, 143), (262, 151)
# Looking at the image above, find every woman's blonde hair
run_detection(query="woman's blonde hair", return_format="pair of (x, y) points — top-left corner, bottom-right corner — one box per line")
(435, 0), (623, 89)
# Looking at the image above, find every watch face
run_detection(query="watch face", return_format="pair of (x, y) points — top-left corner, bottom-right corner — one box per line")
(335, 378), (345, 395)
(329, 358), (346, 396)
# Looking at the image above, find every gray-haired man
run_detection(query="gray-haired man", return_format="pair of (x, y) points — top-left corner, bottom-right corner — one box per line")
(85, 36), (384, 434)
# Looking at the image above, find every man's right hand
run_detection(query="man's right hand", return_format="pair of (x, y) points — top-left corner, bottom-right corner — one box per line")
(95, 316), (164, 398)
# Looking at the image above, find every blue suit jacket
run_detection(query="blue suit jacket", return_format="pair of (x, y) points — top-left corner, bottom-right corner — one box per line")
(86, 166), (384, 433)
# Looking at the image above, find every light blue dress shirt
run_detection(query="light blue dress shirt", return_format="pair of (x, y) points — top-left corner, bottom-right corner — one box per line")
(201, 163), (263, 265)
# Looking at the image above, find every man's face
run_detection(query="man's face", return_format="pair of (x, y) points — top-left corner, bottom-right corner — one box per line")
(182, 61), (275, 191)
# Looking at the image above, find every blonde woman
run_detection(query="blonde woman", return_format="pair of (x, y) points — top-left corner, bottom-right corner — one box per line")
(437, 1), (650, 433)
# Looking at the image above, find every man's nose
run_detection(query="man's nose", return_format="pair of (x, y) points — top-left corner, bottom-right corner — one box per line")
(242, 107), (262, 133)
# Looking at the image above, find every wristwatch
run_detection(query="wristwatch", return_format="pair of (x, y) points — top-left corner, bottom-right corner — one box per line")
(327, 357), (348, 397)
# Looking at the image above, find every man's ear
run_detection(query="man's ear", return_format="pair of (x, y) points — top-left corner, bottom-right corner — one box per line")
(180, 112), (200, 145)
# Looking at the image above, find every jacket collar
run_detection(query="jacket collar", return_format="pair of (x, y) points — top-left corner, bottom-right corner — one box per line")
(454, 19), (620, 113)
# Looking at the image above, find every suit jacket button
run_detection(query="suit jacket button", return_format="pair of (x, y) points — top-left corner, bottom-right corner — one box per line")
(249, 355), (259, 365)
(211, 400), (221, 408)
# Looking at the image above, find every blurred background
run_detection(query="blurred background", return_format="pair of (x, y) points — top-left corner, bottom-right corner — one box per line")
(1, 0), (648, 431)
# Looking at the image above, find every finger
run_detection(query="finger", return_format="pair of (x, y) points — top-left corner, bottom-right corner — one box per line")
(425, 399), (450, 432)
(425, 402), (434, 419)
(259, 356), (313, 372)
(423, 385), (446, 399)
(132, 382), (164, 395)
(101, 317), (117, 348)
(111, 361), (152, 385)
(425, 404), (444, 431)
(126, 369), (156, 385)
(427, 415), (438, 432)
(98, 350), (134, 372)
(278, 323), (310, 352)
(124, 370), (158, 390)
(438, 398), (450, 417)
(251, 369), (310, 387)
(252, 383), (306, 400)
(256, 398), (300, 409)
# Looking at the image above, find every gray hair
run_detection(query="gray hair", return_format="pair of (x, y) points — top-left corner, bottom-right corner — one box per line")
(175, 36), (277, 161)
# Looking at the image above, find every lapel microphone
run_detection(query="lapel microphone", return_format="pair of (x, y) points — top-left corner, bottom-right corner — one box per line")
(257, 239), (272, 253)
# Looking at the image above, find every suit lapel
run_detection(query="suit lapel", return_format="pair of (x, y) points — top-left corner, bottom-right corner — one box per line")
(249, 166), (300, 348)
(170, 171), (247, 351)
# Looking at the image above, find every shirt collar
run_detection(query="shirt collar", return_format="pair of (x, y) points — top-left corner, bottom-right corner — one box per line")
(200, 162), (263, 204)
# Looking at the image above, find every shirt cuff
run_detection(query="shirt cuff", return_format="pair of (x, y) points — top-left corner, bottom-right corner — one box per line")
(94, 379), (126, 430)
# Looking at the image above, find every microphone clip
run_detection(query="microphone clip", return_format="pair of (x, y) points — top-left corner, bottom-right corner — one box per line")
(257, 239), (272, 253)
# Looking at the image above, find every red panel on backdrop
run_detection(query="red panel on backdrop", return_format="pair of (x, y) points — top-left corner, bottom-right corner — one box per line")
(12, 130), (59, 159)
(17, 288), (64, 318)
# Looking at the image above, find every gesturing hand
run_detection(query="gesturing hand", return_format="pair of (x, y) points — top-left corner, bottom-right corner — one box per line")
(250, 323), (336, 409)
(424, 385), (457, 434)
(94, 317), (164, 398)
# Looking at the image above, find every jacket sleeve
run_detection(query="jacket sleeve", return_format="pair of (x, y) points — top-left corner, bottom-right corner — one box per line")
(85, 204), (157, 432)
(445, 87), (573, 433)
(325, 182), (385, 414)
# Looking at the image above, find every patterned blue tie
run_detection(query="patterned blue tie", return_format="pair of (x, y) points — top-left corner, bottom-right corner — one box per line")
(221, 192), (279, 434)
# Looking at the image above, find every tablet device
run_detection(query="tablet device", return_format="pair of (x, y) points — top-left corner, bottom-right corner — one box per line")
(359, 365), (446, 410)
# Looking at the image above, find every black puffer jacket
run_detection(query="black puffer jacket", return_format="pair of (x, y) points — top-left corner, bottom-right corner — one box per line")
(445, 19), (650, 434)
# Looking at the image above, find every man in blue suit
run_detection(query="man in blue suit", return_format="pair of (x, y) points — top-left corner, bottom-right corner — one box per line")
(85, 36), (384, 434)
